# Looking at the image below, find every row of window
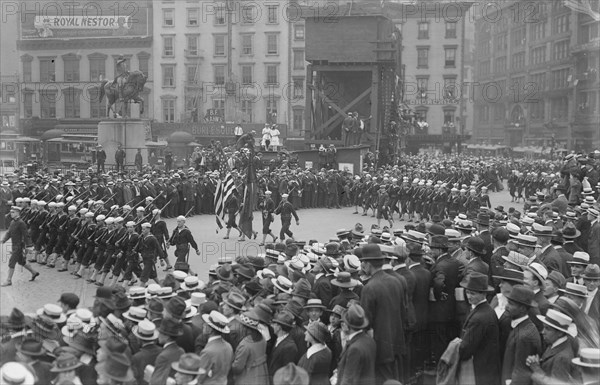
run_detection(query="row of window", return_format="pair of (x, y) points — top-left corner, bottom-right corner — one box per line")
(22, 55), (149, 83)
(416, 47), (457, 68)
(410, 109), (456, 126)
(163, 5), (286, 27)
(482, 7), (570, 35)
(417, 21), (458, 39)
(476, 70), (572, 96)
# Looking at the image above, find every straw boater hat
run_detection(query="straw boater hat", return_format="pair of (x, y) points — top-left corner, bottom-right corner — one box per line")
(202, 310), (230, 334)
(572, 348), (600, 368)
(0, 362), (36, 385)
(568, 251), (590, 266)
(559, 282), (588, 298)
(537, 309), (577, 337)
(132, 319), (160, 341)
(36, 304), (66, 324)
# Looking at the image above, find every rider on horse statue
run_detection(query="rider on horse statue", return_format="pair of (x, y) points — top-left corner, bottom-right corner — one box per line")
(113, 55), (129, 101)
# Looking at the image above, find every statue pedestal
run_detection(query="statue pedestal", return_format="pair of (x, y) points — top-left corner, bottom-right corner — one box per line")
(98, 119), (148, 166)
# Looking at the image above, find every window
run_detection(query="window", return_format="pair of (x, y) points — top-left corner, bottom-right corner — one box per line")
(512, 27), (526, 47)
(89, 56), (105, 81)
(163, 36), (174, 57)
(40, 90), (56, 118)
(415, 109), (428, 122)
(530, 21), (546, 40)
(444, 47), (456, 67)
(529, 100), (544, 121)
(551, 68), (569, 89)
(266, 64), (278, 84)
(187, 8), (199, 26)
(479, 60), (491, 76)
(186, 35), (199, 56)
(214, 65), (225, 85)
(213, 99), (225, 118)
(215, 7), (225, 25)
(497, 79), (507, 95)
(162, 65), (175, 87)
(23, 92), (33, 118)
(444, 109), (455, 124)
(293, 50), (304, 69)
(267, 5), (278, 23)
(163, 9), (174, 26)
(63, 88), (80, 118)
(294, 24), (304, 40)
(578, 21), (599, 45)
(417, 47), (429, 68)
(512, 52), (525, 70)
(551, 96), (568, 120)
(241, 100), (253, 122)
(40, 58), (55, 82)
(445, 22), (457, 38)
(266, 98), (278, 122)
(266, 33), (278, 55)
(241, 65), (253, 84)
(87, 88), (102, 118)
(418, 22), (429, 39)
(22, 60), (32, 82)
(577, 91), (597, 114)
(553, 14), (569, 34)
(495, 33), (508, 51)
(443, 77), (457, 98)
(530, 73), (546, 92)
(553, 40), (570, 61)
(495, 56), (507, 73)
(478, 106), (489, 123)
(293, 78), (304, 99)
(416, 77), (428, 100)
(242, 4), (256, 23)
(530, 45), (546, 65)
(138, 54), (149, 77)
(293, 108), (304, 132)
(214, 35), (226, 56)
(479, 40), (491, 56)
(241, 34), (253, 55)
(162, 99), (175, 123)
(63, 57), (79, 82)
(493, 104), (505, 121)
(186, 65), (197, 83)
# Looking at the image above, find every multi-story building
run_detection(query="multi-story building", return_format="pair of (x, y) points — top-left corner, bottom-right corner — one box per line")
(472, 1), (600, 150)
(11, 0), (153, 163)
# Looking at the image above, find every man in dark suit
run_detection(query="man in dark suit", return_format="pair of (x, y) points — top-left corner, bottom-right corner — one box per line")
(463, 236), (490, 277)
(131, 320), (162, 385)
(336, 304), (376, 385)
(502, 285), (542, 385)
(458, 272), (501, 385)
(428, 235), (461, 362)
(150, 318), (184, 385)
(582, 264), (600, 323)
(197, 310), (233, 385)
(268, 311), (298, 378)
(474, 213), (493, 266)
(525, 262), (550, 315)
(550, 231), (573, 278)
(490, 227), (510, 288)
(528, 309), (578, 384)
(587, 208), (600, 265)
(407, 243), (431, 375)
(533, 223), (569, 276)
(359, 244), (406, 384)
(14, 338), (53, 385)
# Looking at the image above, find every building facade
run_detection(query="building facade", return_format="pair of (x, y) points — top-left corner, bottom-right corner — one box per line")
(472, 0), (600, 150)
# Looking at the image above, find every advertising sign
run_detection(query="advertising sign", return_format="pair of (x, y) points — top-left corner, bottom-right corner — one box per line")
(19, 1), (151, 39)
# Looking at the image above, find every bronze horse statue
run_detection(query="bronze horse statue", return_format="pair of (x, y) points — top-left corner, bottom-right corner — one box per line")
(99, 71), (147, 118)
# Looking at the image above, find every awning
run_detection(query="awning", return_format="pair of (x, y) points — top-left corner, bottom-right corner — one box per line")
(12, 136), (40, 143)
(62, 134), (97, 140)
(188, 142), (201, 147)
(145, 141), (168, 147)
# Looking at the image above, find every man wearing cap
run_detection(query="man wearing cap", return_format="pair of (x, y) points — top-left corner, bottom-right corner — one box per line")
(131, 319), (162, 385)
(0, 180), (11, 230)
(269, 311), (298, 380)
(150, 318), (185, 385)
(1, 206), (39, 286)
(275, 194), (299, 241)
(169, 215), (200, 275)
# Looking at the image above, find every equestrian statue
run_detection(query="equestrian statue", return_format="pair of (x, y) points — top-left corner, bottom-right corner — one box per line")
(99, 55), (147, 118)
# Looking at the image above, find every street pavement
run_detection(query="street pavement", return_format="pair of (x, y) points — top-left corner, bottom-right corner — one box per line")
(0, 188), (518, 314)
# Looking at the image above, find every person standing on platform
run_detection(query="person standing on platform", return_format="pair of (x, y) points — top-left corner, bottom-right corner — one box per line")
(234, 123), (244, 144)
(115, 145), (126, 173)
(135, 149), (143, 172)
(1, 206), (39, 286)
(275, 194), (299, 242)
(97, 145), (106, 173)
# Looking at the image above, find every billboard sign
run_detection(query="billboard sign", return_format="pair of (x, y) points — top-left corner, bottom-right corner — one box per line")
(19, 1), (151, 39)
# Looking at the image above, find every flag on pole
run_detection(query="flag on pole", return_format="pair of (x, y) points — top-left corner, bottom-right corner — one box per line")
(239, 151), (257, 239)
(214, 173), (235, 231)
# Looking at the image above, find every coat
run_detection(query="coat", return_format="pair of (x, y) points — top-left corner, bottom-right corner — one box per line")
(534, 290), (550, 315)
(429, 253), (462, 323)
(336, 331), (376, 385)
(149, 341), (184, 385)
(501, 318), (542, 385)
(538, 246), (567, 276)
(198, 336), (233, 385)
(409, 263), (431, 331)
(586, 289), (600, 322)
(459, 302), (501, 385)
(268, 334), (298, 377)
(537, 338), (576, 383)
(393, 265), (417, 331)
(360, 269), (406, 365)
(298, 346), (332, 385)
(231, 336), (269, 385)
(588, 221), (600, 265)
(131, 343), (162, 385)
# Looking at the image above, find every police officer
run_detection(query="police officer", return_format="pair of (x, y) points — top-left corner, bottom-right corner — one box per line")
(1, 206), (39, 286)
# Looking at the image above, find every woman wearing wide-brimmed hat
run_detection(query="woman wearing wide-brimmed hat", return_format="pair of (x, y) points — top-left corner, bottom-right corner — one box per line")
(231, 310), (269, 385)
(50, 352), (83, 385)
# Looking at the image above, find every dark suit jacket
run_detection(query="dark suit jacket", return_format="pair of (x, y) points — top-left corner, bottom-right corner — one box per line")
(479, 229), (493, 265)
(501, 318), (542, 385)
(534, 290), (550, 315)
(409, 263), (431, 332)
(268, 334), (298, 377)
(490, 246), (509, 286)
(197, 336), (233, 385)
(336, 331), (377, 385)
(465, 257), (489, 278)
(429, 253), (462, 323)
(539, 338), (576, 383)
(588, 221), (600, 265)
(393, 265), (417, 331)
(31, 360), (54, 385)
(360, 269), (406, 365)
(554, 246), (573, 278)
(176, 322), (195, 353)
(586, 289), (600, 323)
(132, 342), (162, 385)
(459, 302), (501, 385)
(538, 246), (567, 276)
(149, 341), (184, 385)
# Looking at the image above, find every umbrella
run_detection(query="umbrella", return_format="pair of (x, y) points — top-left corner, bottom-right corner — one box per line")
(145, 141), (168, 147)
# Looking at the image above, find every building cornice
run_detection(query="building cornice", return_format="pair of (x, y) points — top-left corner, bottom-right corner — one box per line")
(17, 37), (152, 51)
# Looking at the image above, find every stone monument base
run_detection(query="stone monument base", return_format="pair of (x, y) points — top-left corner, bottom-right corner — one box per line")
(98, 119), (147, 166)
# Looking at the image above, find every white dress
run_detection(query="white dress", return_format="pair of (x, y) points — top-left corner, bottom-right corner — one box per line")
(261, 127), (271, 146)
(270, 128), (281, 147)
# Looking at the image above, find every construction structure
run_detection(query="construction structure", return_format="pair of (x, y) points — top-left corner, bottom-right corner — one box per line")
(303, 11), (402, 164)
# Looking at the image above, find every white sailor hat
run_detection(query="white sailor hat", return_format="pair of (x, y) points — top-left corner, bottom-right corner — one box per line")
(68, 205), (77, 211)
(152, 209), (161, 215)
(105, 217), (115, 225)
(84, 212), (94, 218)
(96, 215), (106, 221)
(79, 208), (88, 214)
(22, 197), (30, 203)
(48, 202), (57, 208)
(136, 207), (145, 212)
(114, 216), (124, 223)
(123, 205), (131, 210)
(15, 198), (23, 203)
(141, 222), (152, 228)
(56, 202), (65, 208)
(37, 200), (46, 206)
(177, 215), (186, 221)
(95, 200), (104, 205)
(125, 221), (136, 227)
(56, 195), (63, 201)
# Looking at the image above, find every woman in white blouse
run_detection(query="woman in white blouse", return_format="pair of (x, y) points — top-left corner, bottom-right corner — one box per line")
(269, 125), (281, 151)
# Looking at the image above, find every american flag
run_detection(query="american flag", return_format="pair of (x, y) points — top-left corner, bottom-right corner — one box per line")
(217, 149), (231, 176)
(214, 173), (235, 230)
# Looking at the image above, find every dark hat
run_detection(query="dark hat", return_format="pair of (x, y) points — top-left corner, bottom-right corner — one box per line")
(430, 235), (449, 250)
(505, 285), (536, 308)
(96, 353), (134, 383)
(235, 265), (256, 280)
(158, 318), (184, 337)
(223, 291), (247, 312)
(306, 321), (329, 344)
(324, 242), (341, 256)
(147, 298), (164, 315)
(112, 291), (131, 311)
(16, 338), (46, 357)
(216, 264), (233, 281)
(31, 315), (59, 340)
(475, 213), (490, 226)
(492, 268), (524, 284)
(272, 310), (295, 328)
(58, 293), (80, 309)
(407, 242), (424, 257)
(548, 271), (567, 288)
(342, 303), (369, 330)
(561, 222), (581, 239)
(460, 272), (494, 292)
(465, 237), (486, 256)
(66, 331), (96, 355)
(491, 227), (510, 243)
(582, 264), (600, 280)
(273, 363), (310, 385)
(50, 352), (82, 373)
(283, 300), (304, 319)
(171, 353), (206, 376)
(165, 296), (187, 319)
(292, 278), (312, 299)
(2, 308), (29, 330)
(254, 303), (274, 324)
(427, 224), (446, 236)
(331, 272), (359, 288)
(359, 244), (384, 260)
